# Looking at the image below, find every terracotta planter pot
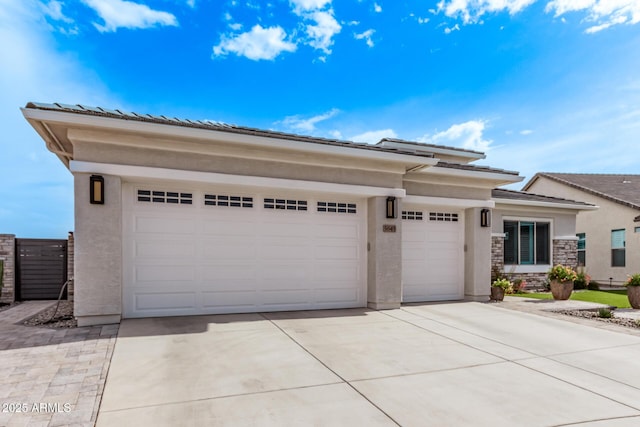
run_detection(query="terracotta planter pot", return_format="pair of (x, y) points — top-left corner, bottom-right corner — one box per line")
(550, 280), (573, 300)
(627, 286), (640, 309)
(491, 287), (505, 301)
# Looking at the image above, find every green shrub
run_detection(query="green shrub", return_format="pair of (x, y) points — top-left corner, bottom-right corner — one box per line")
(573, 269), (591, 290)
(587, 281), (600, 291)
(492, 278), (512, 291)
(597, 308), (612, 318)
(625, 274), (640, 286)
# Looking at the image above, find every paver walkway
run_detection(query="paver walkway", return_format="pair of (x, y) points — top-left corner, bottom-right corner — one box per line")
(0, 301), (118, 427)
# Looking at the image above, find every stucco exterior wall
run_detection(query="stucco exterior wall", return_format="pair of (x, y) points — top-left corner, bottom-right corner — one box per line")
(404, 181), (492, 200)
(527, 177), (640, 284)
(367, 197), (402, 309)
(73, 142), (404, 190)
(0, 234), (15, 303)
(74, 173), (122, 326)
(464, 208), (492, 300)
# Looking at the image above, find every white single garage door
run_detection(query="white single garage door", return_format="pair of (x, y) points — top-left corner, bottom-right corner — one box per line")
(402, 207), (464, 302)
(122, 183), (367, 318)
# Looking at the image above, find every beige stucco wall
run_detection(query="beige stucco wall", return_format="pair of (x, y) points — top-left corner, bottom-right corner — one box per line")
(74, 173), (122, 326)
(73, 142), (403, 190)
(464, 208), (492, 300)
(404, 181), (491, 200)
(527, 177), (639, 284)
(367, 197), (402, 309)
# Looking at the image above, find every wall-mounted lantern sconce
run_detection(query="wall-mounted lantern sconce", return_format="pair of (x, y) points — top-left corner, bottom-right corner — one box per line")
(90, 175), (104, 205)
(480, 208), (491, 227)
(386, 196), (397, 219)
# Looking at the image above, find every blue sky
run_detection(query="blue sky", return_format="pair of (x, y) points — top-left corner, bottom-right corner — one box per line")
(1, 0), (640, 238)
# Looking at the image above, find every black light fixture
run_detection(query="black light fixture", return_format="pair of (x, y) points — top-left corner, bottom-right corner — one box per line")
(386, 196), (396, 219)
(480, 208), (491, 227)
(90, 175), (104, 205)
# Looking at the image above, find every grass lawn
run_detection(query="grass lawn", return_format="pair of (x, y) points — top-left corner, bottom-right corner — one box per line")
(512, 289), (631, 308)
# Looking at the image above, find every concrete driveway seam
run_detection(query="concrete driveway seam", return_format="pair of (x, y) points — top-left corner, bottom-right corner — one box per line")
(259, 312), (402, 427)
(383, 308), (537, 360)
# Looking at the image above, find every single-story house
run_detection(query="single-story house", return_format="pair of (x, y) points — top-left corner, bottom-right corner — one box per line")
(524, 173), (640, 285)
(22, 102), (594, 326)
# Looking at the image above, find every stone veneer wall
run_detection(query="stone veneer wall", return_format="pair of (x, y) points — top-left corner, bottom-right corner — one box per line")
(552, 239), (578, 270)
(491, 236), (504, 279)
(490, 236), (579, 291)
(0, 234), (15, 303)
(67, 231), (74, 301)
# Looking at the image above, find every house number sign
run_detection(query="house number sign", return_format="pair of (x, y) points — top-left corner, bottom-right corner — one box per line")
(383, 224), (396, 233)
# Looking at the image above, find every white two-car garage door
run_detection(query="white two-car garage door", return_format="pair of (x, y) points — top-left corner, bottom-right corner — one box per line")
(402, 207), (464, 302)
(122, 183), (367, 318)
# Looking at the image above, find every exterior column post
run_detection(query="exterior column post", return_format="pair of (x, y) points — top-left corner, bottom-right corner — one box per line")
(74, 173), (122, 326)
(464, 207), (491, 301)
(367, 196), (402, 310)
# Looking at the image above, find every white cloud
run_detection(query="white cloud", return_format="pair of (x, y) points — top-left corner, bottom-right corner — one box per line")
(374, 2), (382, 12)
(418, 17), (430, 24)
(436, 0), (536, 24)
(82, 0), (178, 32)
(418, 120), (492, 152)
(289, 0), (332, 13)
(41, 0), (73, 23)
(444, 23), (460, 33)
(354, 29), (375, 47)
(279, 109), (340, 132)
(304, 10), (342, 53)
(187, 0), (196, 7)
(213, 25), (297, 60)
(351, 129), (398, 144)
(546, 0), (640, 33)
(520, 129), (533, 135)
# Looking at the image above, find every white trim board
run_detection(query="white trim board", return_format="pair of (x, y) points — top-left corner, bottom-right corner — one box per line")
(70, 161), (407, 198)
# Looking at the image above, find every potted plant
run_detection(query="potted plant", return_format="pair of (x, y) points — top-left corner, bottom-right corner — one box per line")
(625, 274), (640, 309)
(491, 278), (512, 301)
(548, 264), (577, 300)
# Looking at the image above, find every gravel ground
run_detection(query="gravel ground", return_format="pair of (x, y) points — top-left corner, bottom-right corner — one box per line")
(22, 300), (77, 328)
(558, 309), (640, 329)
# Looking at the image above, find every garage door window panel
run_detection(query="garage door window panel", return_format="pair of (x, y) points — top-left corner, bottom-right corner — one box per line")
(137, 189), (193, 205)
(264, 198), (308, 211)
(317, 201), (357, 214)
(205, 194), (253, 208)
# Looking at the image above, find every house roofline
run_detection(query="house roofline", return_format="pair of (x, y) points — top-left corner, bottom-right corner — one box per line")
(523, 172), (640, 211)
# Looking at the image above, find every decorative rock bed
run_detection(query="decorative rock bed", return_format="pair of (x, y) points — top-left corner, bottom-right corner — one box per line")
(22, 300), (77, 328)
(556, 309), (640, 329)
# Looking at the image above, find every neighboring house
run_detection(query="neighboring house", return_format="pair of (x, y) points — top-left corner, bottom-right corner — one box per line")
(22, 102), (592, 326)
(491, 189), (597, 287)
(524, 173), (640, 285)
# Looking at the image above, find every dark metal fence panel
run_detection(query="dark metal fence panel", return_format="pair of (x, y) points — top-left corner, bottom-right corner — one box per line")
(16, 239), (67, 300)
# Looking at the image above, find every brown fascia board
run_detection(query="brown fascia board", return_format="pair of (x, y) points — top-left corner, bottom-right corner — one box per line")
(526, 172), (640, 211)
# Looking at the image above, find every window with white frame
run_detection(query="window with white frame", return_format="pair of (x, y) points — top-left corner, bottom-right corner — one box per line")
(504, 220), (550, 265)
(611, 229), (625, 267)
(577, 233), (586, 266)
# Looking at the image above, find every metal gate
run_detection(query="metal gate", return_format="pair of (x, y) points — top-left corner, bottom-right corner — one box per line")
(16, 239), (67, 300)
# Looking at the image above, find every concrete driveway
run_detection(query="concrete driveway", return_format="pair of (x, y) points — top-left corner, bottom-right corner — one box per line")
(97, 302), (640, 426)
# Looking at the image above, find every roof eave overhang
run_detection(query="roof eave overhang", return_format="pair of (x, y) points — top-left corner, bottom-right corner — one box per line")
(378, 140), (486, 161)
(405, 166), (523, 188)
(22, 108), (440, 171)
(493, 197), (598, 211)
